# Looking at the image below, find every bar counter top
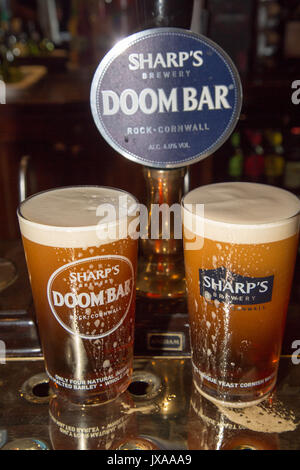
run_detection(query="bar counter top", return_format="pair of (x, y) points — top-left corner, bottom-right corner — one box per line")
(0, 356), (300, 452)
(0, 239), (299, 452)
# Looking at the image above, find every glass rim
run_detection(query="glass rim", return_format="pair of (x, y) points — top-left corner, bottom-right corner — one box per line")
(181, 193), (300, 229)
(17, 185), (139, 232)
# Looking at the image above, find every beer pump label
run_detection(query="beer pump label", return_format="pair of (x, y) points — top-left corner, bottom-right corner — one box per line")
(199, 267), (274, 305)
(90, 28), (242, 168)
(47, 255), (134, 339)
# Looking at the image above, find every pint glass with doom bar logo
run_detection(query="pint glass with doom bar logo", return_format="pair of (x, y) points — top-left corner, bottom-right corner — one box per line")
(18, 186), (139, 404)
(182, 182), (300, 407)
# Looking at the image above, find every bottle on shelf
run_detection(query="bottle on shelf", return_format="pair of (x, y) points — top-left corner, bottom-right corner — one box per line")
(0, 9), (23, 83)
(244, 129), (265, 183)
(255, 0), (283, 77)
(283, 126), (300, 197)
(264, 129), (285, 186)
(282, 0), (300, 76)
(26, 20), (42, 57)
(227, 131), (244, 181)
(9, 17), (29, 58)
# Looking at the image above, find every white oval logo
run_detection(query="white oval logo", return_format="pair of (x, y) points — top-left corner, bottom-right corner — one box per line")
(47, 255), (134, 339)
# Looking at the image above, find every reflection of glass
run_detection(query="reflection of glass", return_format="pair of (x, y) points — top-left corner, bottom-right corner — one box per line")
(182, 182), (300, 407)
(49, 389), (164, 451)
(188, 383), (280, 450)
(0, 257), (17, 293)
(49, 391), (137, 450)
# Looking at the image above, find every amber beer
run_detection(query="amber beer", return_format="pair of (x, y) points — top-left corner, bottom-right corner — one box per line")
(182, 182), (300, 407)
(18, 186), (138, 404)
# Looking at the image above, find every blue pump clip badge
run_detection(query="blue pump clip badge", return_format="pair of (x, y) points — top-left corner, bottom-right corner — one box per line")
(90, 28), (242, 169)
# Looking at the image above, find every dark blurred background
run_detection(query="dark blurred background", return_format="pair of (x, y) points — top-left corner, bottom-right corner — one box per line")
(0, 0), (299, 240)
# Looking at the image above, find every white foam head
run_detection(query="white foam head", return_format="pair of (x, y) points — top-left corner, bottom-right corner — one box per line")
(18, 186), (138, 248)
(182, 182), (300, 244)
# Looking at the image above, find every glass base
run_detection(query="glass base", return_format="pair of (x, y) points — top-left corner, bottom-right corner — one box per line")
(0, 258), (18, 292)
(193, 375), (275, 409)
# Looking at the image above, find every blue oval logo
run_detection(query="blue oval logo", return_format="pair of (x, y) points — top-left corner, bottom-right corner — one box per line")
(90, 28), (242, 169)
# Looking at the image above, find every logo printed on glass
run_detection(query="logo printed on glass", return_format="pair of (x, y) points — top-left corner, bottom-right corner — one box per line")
(90, 28), (242, 168)
(199, 267), (274, 305)
(0, 80), (6, 104)
(47, 255), (134, 339)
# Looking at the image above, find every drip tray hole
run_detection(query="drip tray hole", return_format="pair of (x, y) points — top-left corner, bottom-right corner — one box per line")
(20, 373), (51, 404)
(128, 381), (151, 396)
(129, 371), (162, 400)
(32, 381), (50, 398)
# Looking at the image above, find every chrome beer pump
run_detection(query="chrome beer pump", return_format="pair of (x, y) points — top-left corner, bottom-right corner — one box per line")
(90, 22), (242, 355)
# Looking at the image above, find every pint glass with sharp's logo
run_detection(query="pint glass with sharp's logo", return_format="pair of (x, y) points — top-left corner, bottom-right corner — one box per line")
(18, 186), (138, 404)
(182, 182), (300, 407)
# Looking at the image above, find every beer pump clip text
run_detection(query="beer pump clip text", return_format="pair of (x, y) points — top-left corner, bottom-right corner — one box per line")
(90, 27), (242, 169)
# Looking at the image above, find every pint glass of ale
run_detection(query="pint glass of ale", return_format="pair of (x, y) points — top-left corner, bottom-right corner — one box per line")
(18, 186), (139, 404)
(182, 182), (300, 407)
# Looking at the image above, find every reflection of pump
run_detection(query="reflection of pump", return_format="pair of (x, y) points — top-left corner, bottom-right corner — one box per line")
(187, 383), (280, 450)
